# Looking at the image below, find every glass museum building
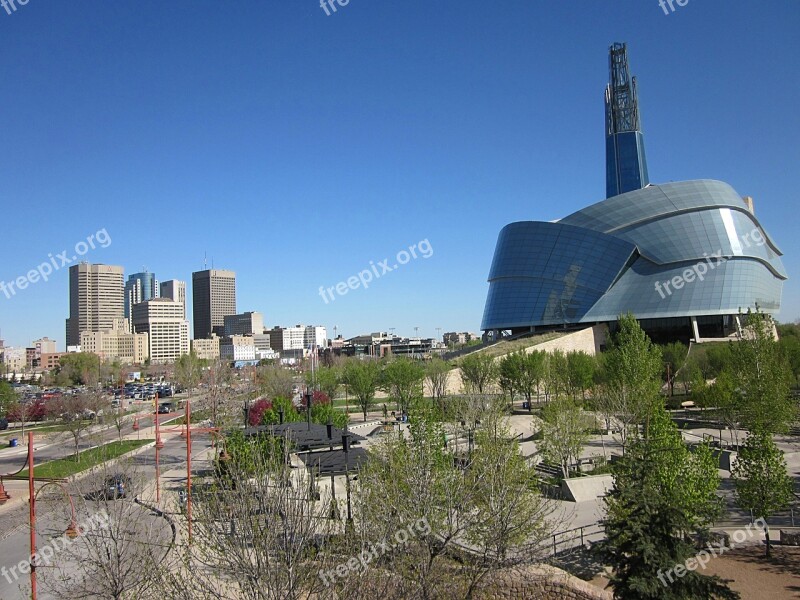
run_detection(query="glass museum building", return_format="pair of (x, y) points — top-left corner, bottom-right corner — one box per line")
(481, 44), (787, 344)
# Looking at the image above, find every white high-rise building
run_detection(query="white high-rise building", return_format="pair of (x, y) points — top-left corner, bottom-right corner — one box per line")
(160, 280), (187, 319)
(132, 298), (189, 363)
(303, 325), (327, 349)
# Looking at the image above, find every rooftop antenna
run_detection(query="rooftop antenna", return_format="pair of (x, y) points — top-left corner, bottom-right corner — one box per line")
(203, 252), (207, 270)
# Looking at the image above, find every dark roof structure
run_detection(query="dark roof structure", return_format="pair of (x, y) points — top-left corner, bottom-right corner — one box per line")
(298, 448), (370, 476)
(243, 422), (366, 452)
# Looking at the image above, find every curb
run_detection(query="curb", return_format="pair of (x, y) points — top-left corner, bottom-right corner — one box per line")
(134, 497), (177, 562)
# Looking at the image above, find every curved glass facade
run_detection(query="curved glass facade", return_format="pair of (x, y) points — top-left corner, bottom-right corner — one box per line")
(481, 180), (787, 333)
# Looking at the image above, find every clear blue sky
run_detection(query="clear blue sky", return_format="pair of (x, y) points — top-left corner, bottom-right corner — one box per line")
(1, 0), (798, 350)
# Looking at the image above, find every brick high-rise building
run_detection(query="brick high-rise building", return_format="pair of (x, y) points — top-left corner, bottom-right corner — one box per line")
(192, 269), (236, 339)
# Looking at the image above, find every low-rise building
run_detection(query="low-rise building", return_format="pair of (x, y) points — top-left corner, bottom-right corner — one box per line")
(80, 318), (149, 364)
(267, 325), (327, 353)
(191, 335), (221, 361)
(220, 335), (256, 362)
(1, 347), (26, 372)
(40, 352), (67, 371)
(267, 325), (305, 352)
(443, 332), (479, 346)
(32, 337), (57, 355)
(224, 311), (264, 337)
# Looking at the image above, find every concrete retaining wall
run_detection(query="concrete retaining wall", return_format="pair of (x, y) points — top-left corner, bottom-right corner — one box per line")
(480, 564), (612, 600)
(560, 474), (613, 502)
(523, 325), (608, 357)
(432, 325), (609, 396)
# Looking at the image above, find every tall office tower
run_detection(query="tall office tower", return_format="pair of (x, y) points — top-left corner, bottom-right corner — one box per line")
(605, 42), (649, 198)
(192, 269), (236, 339)
(65, 263), (124, 347)
(160, 280), (187, 318)
(132, 298), (190, 363)
(124, 271), (158, 320)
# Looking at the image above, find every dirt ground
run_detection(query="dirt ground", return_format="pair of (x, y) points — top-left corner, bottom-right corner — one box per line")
(702, 543), (800, 599)
(588, 543), (800, 599)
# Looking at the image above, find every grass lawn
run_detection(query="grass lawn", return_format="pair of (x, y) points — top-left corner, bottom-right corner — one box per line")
(1, 423), (73, 440)
(453, 331), (565, 363)
(14, 439), (151, 480)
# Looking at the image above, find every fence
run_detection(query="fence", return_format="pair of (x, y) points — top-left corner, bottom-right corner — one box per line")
(548, 523), (605, 556)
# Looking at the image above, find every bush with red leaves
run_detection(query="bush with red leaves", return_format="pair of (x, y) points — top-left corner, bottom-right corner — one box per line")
(248, 398), (272, 427)
(312, 390), (330, 405)
(6, 398), (48, 423)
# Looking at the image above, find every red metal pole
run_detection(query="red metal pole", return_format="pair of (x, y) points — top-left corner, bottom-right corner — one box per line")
(28, 431), (36, 600)
(155, 393), (161, 503)
(186, 399), (192, 543)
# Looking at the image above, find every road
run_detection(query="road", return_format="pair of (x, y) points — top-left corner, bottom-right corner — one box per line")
(0, 412), (181, 476)
(0, 422), (214, 600)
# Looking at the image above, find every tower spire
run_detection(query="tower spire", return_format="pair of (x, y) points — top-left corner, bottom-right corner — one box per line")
(605, 43), (649, 198)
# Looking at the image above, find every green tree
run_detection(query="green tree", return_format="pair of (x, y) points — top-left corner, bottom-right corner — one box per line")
(676, 356), (702, 396)
(519, 350), (547, 406)
(539, 395), (590, 478)
(174, 352), (203, 398)
(730, 309), (795, 434)
(704, 344), (733, 379)
(645, 406), (722, 528)
(661, 342), (688, 397)
(566, 350), (596, 400)
(778, 334), (800, 388)
(732, 431), (794, 557)
(342, 359), (380, 421)
(498, 352), (523, 401)
(693, 370), (742, 447)
(601, 313), (664, 450)
(308, 365), (340, 400)
(256, 363), (296, 401)
(380, 357), (425, 414)
(356, 402), (556, 599)
(425, 356), (451, 407)
(598, 445), (739, 600)
(0, 380), (14, 417)
(545, 349), (568, 400)
(459, 352), (498, 395)
(56, 352), (101, 386)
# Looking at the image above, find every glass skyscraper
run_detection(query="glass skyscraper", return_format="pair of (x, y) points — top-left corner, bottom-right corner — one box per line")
(124, 271), (158, 320)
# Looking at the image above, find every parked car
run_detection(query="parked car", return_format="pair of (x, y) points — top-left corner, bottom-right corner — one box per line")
(157, 404), (170, 414)
(101, 474), (131, 500)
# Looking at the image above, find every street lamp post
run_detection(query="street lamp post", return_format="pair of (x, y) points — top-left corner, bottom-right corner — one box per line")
(26, 432), (36, 600)
(154, 394), (163, 504)
(341, 426), (352, 528)
(186, 399), (192, 544)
